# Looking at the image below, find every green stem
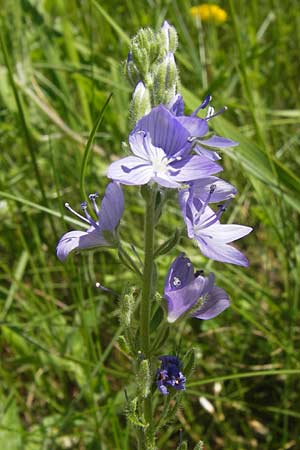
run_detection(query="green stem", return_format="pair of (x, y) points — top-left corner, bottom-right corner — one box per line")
(140, 185), (156, 445)
(140, 186), (156, 357)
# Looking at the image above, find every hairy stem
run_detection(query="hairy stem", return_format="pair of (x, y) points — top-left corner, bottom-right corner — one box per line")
(140, 185), (156, 446)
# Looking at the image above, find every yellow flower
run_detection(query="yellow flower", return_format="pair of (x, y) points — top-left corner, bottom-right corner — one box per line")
(190, 4), (228, 23)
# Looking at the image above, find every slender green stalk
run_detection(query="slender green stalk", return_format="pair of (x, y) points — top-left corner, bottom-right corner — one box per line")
(139, 185), (156, 446)
(140, 186), (156, 357)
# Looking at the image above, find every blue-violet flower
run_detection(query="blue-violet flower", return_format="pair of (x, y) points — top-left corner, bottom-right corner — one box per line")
(179, 186), (252, 266)
(156, 355), (186, 395)
(164, 254), (230, 323)
(168, 94), (238, 161)
(107, 105), (222, 188)
(56, 182), (124, 261)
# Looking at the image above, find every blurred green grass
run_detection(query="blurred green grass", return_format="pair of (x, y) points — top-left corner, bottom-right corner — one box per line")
(1, 0), (300, 449)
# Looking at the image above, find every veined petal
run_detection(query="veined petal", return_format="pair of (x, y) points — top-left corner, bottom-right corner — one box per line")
(176, 116), (208, 137)
(191, 286), (230, 319)
(178, 189), (194, 238)
(128, 132), (150, 159)
(134, 105), (190, 156)
(197, 135), (238, 148)
(171, 155), (222, 182)
(194, 146), (221, 161)
(98, 182), (124, 230)
(56, 229), (109, 261)
(152, 174), (181, 188)
(192, 177), (237, 202)
(201, 223), (253, 243)
(165, 277), (204, 323)
(195, 237), (249, 266)
(168, 94), (184, 116)
(107, 156), (153, 185)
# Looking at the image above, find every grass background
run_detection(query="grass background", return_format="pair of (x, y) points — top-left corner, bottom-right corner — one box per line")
(1, 0), (300, 449)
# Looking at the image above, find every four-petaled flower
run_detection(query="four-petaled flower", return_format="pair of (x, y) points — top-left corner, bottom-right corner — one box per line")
(156, 355), (186, 395)
(164, 254), (230, 323)
(107, 105), (222, 188)
(56, 182), (124, 261)
(179, 185), (252, 266)
(168, 93), (238, 161)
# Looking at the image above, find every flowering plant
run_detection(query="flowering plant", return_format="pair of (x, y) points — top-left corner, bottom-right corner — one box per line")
(57, 21), (251, 449)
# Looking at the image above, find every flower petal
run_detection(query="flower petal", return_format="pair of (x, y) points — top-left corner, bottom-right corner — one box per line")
(201, 223), (253, 243)
(168, 94), (184, 116)
(192, 286), (230, 319)
(176, 116), (208, 137)
(128, 131), (149, 159)
(134, 105), (190, 156)
(98, 182), (124, 230)
(194, 146), (221, 161)
(56, 229), (108, 261)
(195, 237), (249, 266)
(171, 155), (222, 182)
(197, 135), (238, 148)
(192, 177), (237, 202)
(107, 156), (153, 185)
(165, 278), (202, 322)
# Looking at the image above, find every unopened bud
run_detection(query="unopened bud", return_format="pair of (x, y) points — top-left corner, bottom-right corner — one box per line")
(176, 441), (188, 450)
(120, 288), (136, 328)
(137, 359), (151, 398)
(130, 81), (151, 123)
(126, 52), (141, 86)
(193, 441), (204, 450)
(118, 335), (131, 355)
(131, 43), (150, 77)
(160, 21), (178, 54)
(153, 52), (179, 105)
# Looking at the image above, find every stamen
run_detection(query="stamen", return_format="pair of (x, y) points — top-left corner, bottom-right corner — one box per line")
(206, 106), (228, 121)
(173, 276), (181, 287)
(96, 282), (119, 297)
(89, 193), (100, 215)
(81, 202), (98, 228)
(194, 184), (217, 222)
(191, 94), (212, 116)
(200, 198), (232, 229)
(206, 106), (215, 118)
(64, 202), (90, 224)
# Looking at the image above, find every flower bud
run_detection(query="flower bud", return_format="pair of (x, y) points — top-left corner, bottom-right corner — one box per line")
(119, 288), (136, 329)
(153, 52), (179, 105)
(176, 441), (188, 450)
(130, 81), (151, 123)
(126, 52), (141, 86)
(118, 335), (131, 355)
(160, 21), (178, 54)
(193, 441), (205, 450)
(137, 359), (151, 398)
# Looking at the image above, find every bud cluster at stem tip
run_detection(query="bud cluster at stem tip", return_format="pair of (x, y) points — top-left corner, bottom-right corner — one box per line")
(126, 21), (179, 123)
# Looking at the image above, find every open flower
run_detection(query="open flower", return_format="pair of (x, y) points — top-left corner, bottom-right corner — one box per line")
(168, 94), (238, 161)
(56, 182), (124, 261)
(164, 254), (230, 323)
(156, 355), (186, 395)
(179, 187), (252, 266)
(107, 105), (222, 188)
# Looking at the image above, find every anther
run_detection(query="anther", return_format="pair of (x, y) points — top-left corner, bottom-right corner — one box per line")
(64, 202), (90, 225)
(89, 193), (100, 215)
(191, 94), (212, 116)
(80, 201), (98, 228)
(210, 184), (216, 193)
(206, 106), (228, 121)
